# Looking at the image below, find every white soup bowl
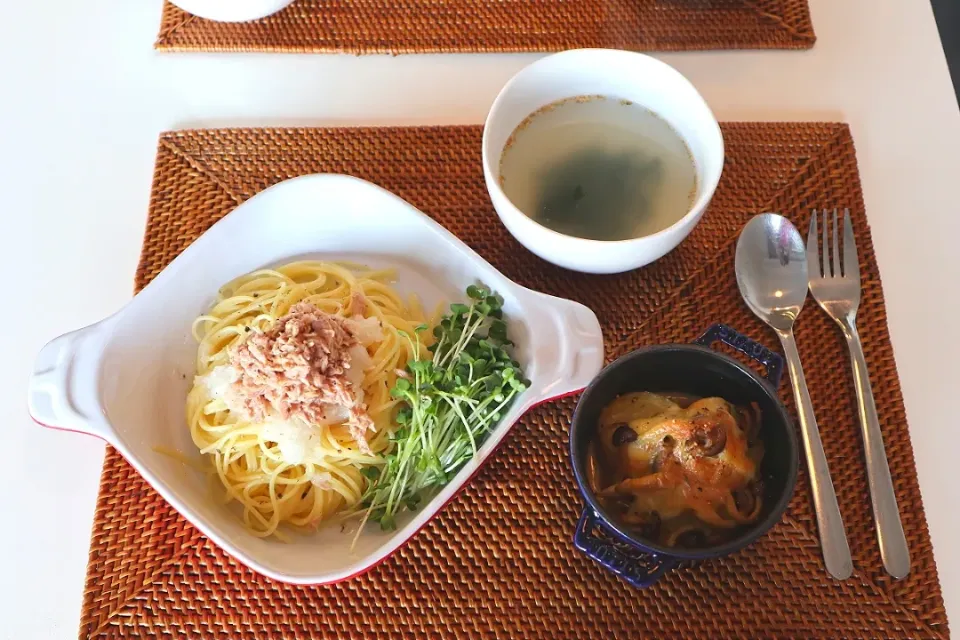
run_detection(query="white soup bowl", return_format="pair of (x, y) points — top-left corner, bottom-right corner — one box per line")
(482, 49), (724, 274)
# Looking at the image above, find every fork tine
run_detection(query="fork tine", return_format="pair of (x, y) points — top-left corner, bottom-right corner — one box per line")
(822, 209), (830, 276)
(842, 208), (860, 281)
(832, 208), (841, 279)
(807, 210), (821, 278)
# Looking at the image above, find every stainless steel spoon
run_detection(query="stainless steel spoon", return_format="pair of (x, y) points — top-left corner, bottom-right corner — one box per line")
(735, 213), (853, 580)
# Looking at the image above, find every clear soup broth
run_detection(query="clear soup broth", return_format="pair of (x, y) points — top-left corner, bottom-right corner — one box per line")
(498, 96), (698, 242)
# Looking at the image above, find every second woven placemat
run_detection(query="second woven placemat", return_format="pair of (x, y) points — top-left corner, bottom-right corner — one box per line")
(156, 0), (815, 54)
(80, 123), (946, 638)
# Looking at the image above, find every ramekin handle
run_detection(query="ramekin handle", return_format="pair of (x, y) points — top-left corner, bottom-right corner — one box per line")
(574, 507), (676, 588)
(694, 323), (784, 387)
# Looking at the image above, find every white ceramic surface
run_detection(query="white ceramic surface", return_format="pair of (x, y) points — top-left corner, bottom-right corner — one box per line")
(482, 49), (724, 274)
(167, 0), (294, 22)
(27, 174), (604, 584)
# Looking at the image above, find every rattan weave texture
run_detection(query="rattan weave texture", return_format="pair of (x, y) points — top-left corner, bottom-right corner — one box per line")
(80, 123), (946, 639)
(155, 0), (815, 54)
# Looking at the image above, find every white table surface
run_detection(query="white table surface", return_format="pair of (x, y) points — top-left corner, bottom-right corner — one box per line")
(6, 0), (959, 636)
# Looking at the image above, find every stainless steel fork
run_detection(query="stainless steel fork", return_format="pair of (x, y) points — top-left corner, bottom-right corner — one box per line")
(807, 209), (910, 579)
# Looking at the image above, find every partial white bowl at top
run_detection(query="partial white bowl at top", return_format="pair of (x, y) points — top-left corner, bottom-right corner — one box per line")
(167, 0), (294, 22)
(482, 49), (725, 275)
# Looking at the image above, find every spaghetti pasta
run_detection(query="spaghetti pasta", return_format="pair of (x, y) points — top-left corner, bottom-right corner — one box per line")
(185, 261), (430, 538)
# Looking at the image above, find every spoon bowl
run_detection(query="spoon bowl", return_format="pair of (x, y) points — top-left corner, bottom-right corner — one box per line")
(735, 213), (808, 331)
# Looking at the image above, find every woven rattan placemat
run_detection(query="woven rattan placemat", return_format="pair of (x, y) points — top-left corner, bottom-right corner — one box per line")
(155, 0), (815, 54)
(81, 123), (946, 638)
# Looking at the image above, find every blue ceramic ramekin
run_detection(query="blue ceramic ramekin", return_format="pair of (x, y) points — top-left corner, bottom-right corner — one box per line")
(570, 324), (799, 587)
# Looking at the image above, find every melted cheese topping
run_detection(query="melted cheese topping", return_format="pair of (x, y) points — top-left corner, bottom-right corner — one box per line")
(594, 392), (764, 547)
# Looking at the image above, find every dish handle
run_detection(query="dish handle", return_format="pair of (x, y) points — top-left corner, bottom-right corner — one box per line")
(574, 508), (676, 588)
(516, 288), (604, 403)
(28, 321), (112, 440)
(693, 323), (784, 387)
